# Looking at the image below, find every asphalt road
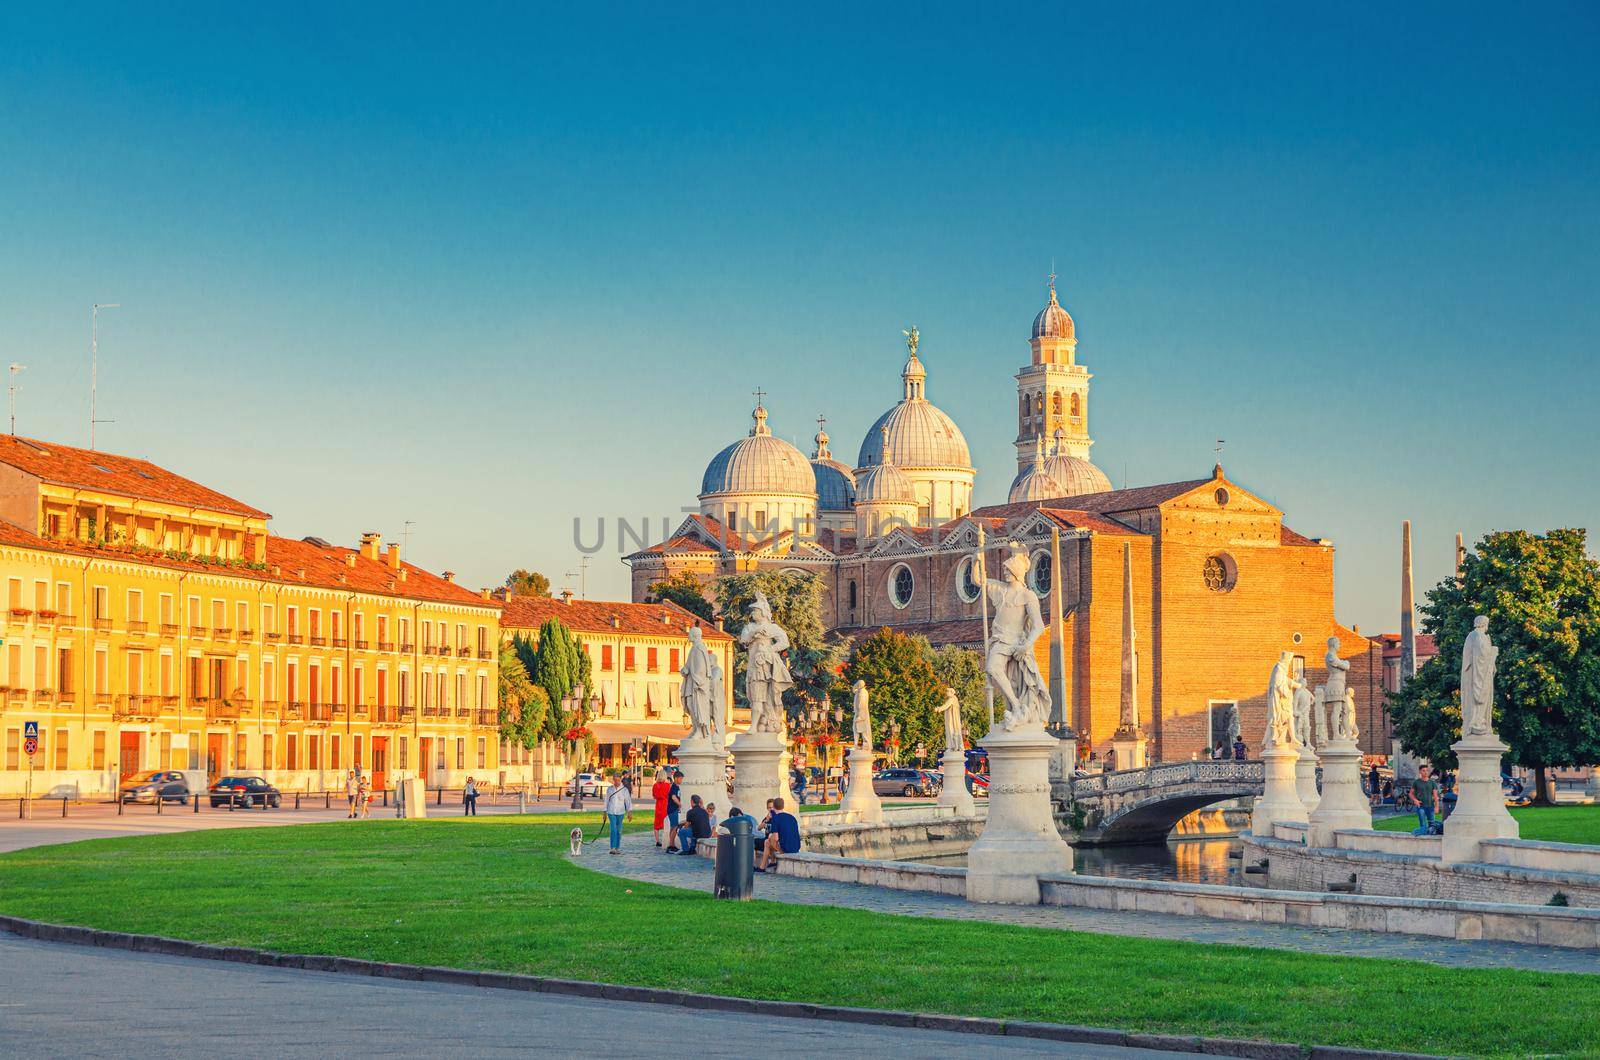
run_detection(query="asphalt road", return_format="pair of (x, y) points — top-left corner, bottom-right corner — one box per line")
(0, 933), (1185, 1057)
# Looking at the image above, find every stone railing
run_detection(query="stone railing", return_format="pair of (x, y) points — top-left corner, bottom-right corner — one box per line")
(1067, 758), (1264, 801)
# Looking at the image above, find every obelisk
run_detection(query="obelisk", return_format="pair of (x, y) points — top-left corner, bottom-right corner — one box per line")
(1110, 543), (1148, 770)
(1392, 521), (1421, 782)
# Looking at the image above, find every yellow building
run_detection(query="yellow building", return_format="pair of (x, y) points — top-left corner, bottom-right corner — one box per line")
(0, 434), (501, 797)
(496, 593), (738, 779)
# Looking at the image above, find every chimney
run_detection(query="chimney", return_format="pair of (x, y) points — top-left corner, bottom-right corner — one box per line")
(1400, 520), (1417, 686)
(385, 542), (402, 569)
(559, 589), (574, 604)
(442, 570), (455, 584)
(345, 553), (357, 568)
(398, 568), (408, 583)
(611, 616), (621, 629)
(359, 532), (382, 561)
(480, 588), (492, 601)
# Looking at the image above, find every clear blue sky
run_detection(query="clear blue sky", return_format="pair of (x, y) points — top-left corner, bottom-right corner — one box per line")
(2, 3), (1596, 633)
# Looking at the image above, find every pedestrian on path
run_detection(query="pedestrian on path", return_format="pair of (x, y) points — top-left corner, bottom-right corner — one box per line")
(1232, 737), (1248, 760)
(604, 774), (633, 855)
(345, 770), (360, 818)
(357, 773), (371, 819)
(663, 772), (683, 853)
(463, 776), (479, 816)
(1411, 765), (1442, 835)
(650, 770), (670, 847)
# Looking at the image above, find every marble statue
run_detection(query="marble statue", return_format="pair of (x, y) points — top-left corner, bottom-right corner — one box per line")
(1291, 678), (1316, 749)
(1332, 688), (1360, 742)
(709, 655), (726, 746)
(1264, 651), (1296, 749)
(680, 626), (715, 742)
(1225, 703), (1241, 747)
(939, 685), (965, 753)
(981, 541), (1052, 732)
(851, 679), (872, 750)
(739, 592), (793, 736)
(1461, 615), (1498, 737)
(1324, 636), (1349, 705)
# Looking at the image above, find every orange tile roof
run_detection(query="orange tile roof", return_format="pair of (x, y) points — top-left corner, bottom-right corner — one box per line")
(970, 478), (1211, 523)
(0, 435), (268, 519)
(1280, 525), (1323, 547)
(499, 594), (731, 641)
(0, 517), (491, 608)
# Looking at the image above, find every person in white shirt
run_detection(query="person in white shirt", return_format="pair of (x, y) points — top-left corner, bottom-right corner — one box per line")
(603, 775), (633, 855)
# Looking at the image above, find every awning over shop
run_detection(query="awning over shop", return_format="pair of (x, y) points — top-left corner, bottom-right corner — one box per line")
(587, 719), (750, 749)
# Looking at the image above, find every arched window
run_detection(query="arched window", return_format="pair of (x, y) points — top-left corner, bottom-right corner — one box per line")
(1030, 551), (1053, 596)
(848, 580), (858, 610)
(1019, 394), (1028, 419)
(888, 564), (915, 609)
(956, 556), (981, 603)
(1051, 392), (1063, 416)
(1034, 393), (1044, 416)
(1070, 393), (1081, 418)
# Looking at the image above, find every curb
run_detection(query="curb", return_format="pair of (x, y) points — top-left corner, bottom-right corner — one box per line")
(0, 914), (1436, 1059)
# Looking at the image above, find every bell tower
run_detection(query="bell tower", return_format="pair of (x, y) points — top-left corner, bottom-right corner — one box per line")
(1015, 277), (1093, 474)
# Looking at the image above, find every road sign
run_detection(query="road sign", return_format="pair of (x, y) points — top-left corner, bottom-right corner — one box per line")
(23, 737), (38, 757)
(23, 720), (39, 740)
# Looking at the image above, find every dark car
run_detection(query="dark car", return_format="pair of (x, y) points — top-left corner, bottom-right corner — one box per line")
(209, 775), (282, 809)
(119, 770), (190, 804)
(916, 769), (944, 795)
(872, 768), (933, 797)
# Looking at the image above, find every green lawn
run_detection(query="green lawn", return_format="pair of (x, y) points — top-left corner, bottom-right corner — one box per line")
(1374, 804), (1600, 845)
(1, 818), (1597, 1059)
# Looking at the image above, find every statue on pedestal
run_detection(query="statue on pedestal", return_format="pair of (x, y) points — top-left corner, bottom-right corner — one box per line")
(709, 655), (726, 748)
(1264, 651), (1296, 749)
(851, 679), (872, 750)
(1461, 615), (1498, 737)
(680, 626), (715, 742)
(940, 686), (965, 753)
(1291, 678), (1316, 750)
(739, 592), (792, 736)
(1332, 688), (1360, 742)
(1324, 636), (1349, 705)
(981, 542), (1051, 732)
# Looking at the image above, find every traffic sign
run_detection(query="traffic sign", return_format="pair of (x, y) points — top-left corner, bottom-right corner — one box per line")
(23, 720), (39, 740)
(23, 737), (38, 757)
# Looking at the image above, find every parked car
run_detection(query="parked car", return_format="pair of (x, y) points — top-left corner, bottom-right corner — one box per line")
(916, 769), (944, 795)
(209, 776), (283, 809)
(566, 773), (603, 798)
(872, 768), (934, 797)
(120, 770), (191, 805)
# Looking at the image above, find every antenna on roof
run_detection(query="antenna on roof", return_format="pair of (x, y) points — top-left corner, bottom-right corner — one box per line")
(7, 363), (24, 435)
(565, 554), (590, 600)
(401, 520), (415, 560)
(90, 303), (121, 450)
(1214, 438), (1225, 456)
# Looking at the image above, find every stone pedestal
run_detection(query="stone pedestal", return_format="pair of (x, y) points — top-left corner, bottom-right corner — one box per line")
(397, 776), (427, 819)
(730, 731), (790, 819)
(1295, 745), (1321, 813)
(838, 746), (884, 824)
(937, 748), (976, 816)
(1307, 739), (1371, 847)
(1046, 729), (1077, 785)
(675, 740), (726, 818)
(1250, 744), (1307, 837)
(1442, 733), (1520, 864)
(1110, 726), (1148, 771)
(966, 728), (1073, 904)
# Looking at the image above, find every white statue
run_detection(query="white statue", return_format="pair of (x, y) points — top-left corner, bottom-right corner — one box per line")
(981, 542), (1052, 732)
(1225, 703), (1241, 747)
(1332, 688), (1360, 742)
(851, 679), (872, 750)
(1291, 678), (1315, 749)
(939, 685), (965, 753)
(1324, 636), (1349, 705)
(680, 626), (714, 742)
(1264, 651), (1296, 749)
(739, 592), (793, 736)
(1461, 615), (1498, 737)
(709, 655), (726, 746)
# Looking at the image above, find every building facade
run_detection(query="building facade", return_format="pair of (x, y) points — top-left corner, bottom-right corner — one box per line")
(0, 435), (501, 797)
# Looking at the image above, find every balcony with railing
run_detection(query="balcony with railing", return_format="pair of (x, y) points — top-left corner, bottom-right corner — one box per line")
(285, 701), (306, 720)
(332, 703), (348, 720)
(353, 702), (369, 719)
(260, 699), (282, 718)
(455, 706), (471, 719)
(309, 636), (326, 647)
(190, 625), (209, 640)
(113, 695), (158, 721)
(30, 688), (55, 705)
(206, 700), (250, 722)
(306, 703), (332, 722)
(53, 613), (77, 630)
(239, 628), (255, 640)
(372, 705), (397, 725)
(456, 647), (471, 658)
(475, 709), (495, 727)
(477, 649), (492, 660)
(332, 637), (348, 649)
(353, 639), (368, 650)
(376, 640), (395, 652)
(214, 627), (233, 639)
(5, 608), (31, 626)
(160, 622), (180, 637)
(286, 633), (304, 645)
(127, 620), (149, 636)
(421, 705), (440, 718)
(92, 616), (112, 632)
(399, 705), (415, 721)
(399, 642), (414, 653)
(265, 630), (282, 642)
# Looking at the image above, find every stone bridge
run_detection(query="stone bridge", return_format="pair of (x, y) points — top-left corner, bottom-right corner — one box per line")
(1052, 759), (1264, 845)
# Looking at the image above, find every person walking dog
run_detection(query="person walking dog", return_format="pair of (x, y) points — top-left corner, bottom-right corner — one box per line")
(604, 774), (633, 854)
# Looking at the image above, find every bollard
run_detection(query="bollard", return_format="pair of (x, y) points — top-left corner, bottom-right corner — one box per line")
(156, 792), (163, 815)
(16, 798), (22, 819)
(295, 793), (301, 810)
(117, 794), (124, 816)
(382, 789), (389, 807)
(193, 794), (199, 814)
(518, 792), (526, 814)
(436, 786), (443, 806)
(325, 791), (331, 810)
(61, 797), (68, 818)
(228, 792), (236, 812)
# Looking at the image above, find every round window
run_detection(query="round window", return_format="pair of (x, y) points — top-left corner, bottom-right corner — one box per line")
(1214, 487), (1230, 506)
(889, 564), (915, 609)
(1202, 554), (1238, 592)
(1030, 550), (1053, 596)
(956, 556), (981, 603)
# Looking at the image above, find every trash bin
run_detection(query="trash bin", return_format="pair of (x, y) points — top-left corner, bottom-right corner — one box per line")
(714, 817), (755, 900)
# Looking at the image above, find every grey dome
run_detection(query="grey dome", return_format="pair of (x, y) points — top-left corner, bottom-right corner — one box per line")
(857, 401), (972, 470)
(700, 406), (817, 497)
(811, 458), (856, 510)
(1009, 464), (1066, 503)
(1032, 284), (1075, 342)
(1041, 453), (1112, 497)
(854, 459), (916, 505)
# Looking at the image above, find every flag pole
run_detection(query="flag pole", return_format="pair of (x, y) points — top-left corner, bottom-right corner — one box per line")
(977, 526), (993, 730)
(1050, 524), (1068, 737)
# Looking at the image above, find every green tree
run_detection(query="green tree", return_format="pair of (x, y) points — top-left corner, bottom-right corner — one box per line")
(530, 618), (584, 741)
(646, 571), (715, 622)
(835, 628), (945, 762)
(1388, 528), (1600, 803)
(505, 569), (552, 597)
(497, 639), (544, 748)
(930, 643), (991, 745)
(714, 569), (844, 727)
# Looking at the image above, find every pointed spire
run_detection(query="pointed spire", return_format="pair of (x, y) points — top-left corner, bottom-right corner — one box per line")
(1400, 521), (1417, 685)
(750, 399), (770, 437)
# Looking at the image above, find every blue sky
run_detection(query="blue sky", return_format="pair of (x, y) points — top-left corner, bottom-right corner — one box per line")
(2, 3), (1596, 632)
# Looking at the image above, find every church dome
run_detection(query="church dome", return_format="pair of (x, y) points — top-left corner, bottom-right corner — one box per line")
(809, 425), (857, 511)
(857, 400), (971, 470)
(855, 460), (916, 505)
(1009, 438), (1066, 502)
(1032, 283), (1075, 342)
(700, 405), (817, 497)
(1042, 452), (1113, 497)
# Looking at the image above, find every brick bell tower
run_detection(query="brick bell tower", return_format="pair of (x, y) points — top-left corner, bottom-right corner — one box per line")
(1015, 276), (1094, 474)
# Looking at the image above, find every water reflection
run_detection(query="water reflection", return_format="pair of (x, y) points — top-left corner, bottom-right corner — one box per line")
(912, 837), (1241, 885)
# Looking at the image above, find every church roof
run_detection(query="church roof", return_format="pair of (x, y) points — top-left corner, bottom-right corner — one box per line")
(500, 594), (730, 641)
(700, 404), (816, 498)
(1031, 283), (1075, 342)
(972, 477), (1211, 522)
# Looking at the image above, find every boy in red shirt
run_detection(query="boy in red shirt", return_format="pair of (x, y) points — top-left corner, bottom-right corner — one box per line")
(650, 770), (671, 847)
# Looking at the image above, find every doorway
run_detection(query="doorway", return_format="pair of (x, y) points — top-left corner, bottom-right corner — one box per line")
(418, 737), (432, 784)
(118, 731), (142, 781)
(371, 736), (389, 792)
(206, 733), (226, 779)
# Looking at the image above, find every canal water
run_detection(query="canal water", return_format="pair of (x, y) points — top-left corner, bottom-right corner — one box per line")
(910, 836), (1242, 885)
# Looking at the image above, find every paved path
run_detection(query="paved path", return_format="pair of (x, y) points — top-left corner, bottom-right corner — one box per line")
(0, 933), (1178, 1058)
(589, 840), (1600, 974)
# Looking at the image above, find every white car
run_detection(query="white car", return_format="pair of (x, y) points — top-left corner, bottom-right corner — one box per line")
(566, 773), (603, 797)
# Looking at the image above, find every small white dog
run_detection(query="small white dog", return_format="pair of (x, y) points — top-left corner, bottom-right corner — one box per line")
(569, 827), (584, 855)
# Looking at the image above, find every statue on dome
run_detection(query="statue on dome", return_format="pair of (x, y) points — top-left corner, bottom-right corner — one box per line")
(739, 592), (792, 736)
(902, 325), (919, 356)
